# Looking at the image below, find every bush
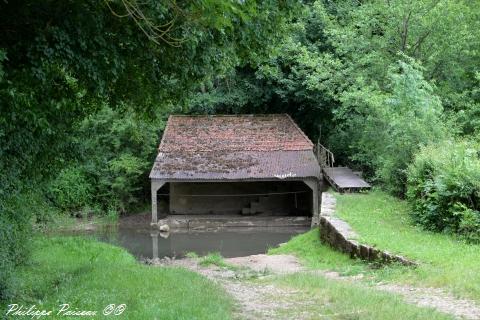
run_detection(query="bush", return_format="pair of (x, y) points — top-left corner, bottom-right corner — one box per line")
(75, 105), (164, 213)
(407, 140), (480, 241)
(47, 167), (92, 212)
(105, 154), (146, 213)
(0, 192), (33, 299)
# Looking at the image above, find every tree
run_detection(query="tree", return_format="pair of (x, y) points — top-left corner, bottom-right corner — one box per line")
(0, 0), (296, 299)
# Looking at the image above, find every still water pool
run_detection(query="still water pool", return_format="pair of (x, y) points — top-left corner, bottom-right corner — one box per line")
(69, 226), (308, 259)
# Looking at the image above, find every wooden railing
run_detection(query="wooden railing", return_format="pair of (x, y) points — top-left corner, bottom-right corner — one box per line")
(315, 143), (335, 168)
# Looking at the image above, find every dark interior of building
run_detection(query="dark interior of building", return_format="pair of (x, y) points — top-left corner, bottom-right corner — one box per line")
(155, 181), (313, 217)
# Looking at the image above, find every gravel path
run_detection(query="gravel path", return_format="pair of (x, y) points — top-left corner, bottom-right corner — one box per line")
(147, 254), (480, 320)
(226, 254), (304, 274)
(149, 256), (316, 320)
(315, 269), (480, 320)
(377, 283), (480, 320)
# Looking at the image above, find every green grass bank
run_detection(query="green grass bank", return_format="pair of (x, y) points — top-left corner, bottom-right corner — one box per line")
(2, 237), (233, 319)
(271, 190), (480, 301)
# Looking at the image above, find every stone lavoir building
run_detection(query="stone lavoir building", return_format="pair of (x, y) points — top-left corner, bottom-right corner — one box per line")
(149, 114), (322, 224)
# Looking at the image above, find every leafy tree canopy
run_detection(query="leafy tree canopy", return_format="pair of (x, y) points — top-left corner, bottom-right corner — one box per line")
(0, 0), (296, 187)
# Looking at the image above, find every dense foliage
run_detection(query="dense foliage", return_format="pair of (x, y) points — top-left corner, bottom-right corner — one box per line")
(408, 141), (480, 242)
(0, 0), (295, 299)
(332, 59), (448, 195)
(0, 194), (32, 299)
(68, 105), (163, 214)
(0, 0), (294, 190)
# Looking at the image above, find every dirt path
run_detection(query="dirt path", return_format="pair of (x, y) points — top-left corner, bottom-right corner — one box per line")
(150, 255), (315, 320)
(310, 269), (480, 320)
(148, 254), (480, 320)
(226, 254), (304, 274)
(377, 283), (480, 320)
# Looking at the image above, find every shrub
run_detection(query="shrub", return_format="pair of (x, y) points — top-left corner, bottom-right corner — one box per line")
(407, 140), (480, 241)
(105, 153), (146, 213)
(47, 167), (92, 212)
(75, 105), (164, 213)
(0, 192), (33, 299)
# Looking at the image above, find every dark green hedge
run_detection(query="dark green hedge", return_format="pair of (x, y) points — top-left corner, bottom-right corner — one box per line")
(407, 140), (480, 242)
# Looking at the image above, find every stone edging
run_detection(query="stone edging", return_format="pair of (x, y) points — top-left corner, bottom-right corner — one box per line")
(319, 192), (416, 266)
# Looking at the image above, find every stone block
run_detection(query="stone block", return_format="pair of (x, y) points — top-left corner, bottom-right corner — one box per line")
(359, 244), (370, 260)
(348, 241), (359, 258)
(188, 220), (222, 230)
(158, 224), (170, 232)
(381, 251), (393, 263)
(369, 247), (379, 261)
(166, 217), (188, 229)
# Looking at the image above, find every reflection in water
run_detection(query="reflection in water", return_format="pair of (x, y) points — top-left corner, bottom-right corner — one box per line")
(151, 232), (159, 259)
(88, 226), (308, 259)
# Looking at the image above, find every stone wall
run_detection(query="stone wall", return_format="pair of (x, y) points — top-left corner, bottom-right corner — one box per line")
(319, 192), (416, 266)
(158, 215), (311, 230)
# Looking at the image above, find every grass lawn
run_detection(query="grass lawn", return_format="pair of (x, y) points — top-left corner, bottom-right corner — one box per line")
(272, 190), (480, 302)
(3, 237), (232, 319)
(266, 273), (454, 320)
(335, 190), (480, 301)
(269, 228), (369, 275)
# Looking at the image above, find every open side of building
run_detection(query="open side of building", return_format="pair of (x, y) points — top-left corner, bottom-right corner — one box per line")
(149, 114), (322, 226)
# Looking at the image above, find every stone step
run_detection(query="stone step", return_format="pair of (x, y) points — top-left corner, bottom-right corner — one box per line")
(241, 207), (252, 215)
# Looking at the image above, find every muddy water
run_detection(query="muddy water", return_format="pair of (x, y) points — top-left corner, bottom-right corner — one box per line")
(72, 226), (308, 259)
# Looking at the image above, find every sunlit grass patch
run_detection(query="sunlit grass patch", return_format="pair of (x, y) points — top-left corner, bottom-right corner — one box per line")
(199, 252), (229, 268)
(335, 190), (480, 301)
(269, 228), (367, 275)
(269, 272), (454, 320)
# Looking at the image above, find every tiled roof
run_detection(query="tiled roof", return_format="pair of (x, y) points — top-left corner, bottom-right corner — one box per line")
(159, 114), (313, 152)
(150, 114), (321, 181)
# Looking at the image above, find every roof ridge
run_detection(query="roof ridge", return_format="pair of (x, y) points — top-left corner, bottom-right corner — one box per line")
(158, 115), (173, 152)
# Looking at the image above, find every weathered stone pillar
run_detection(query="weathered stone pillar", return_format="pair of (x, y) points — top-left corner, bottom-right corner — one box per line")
(151, 180), (166, 225)
(303, 178), (320, 227)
